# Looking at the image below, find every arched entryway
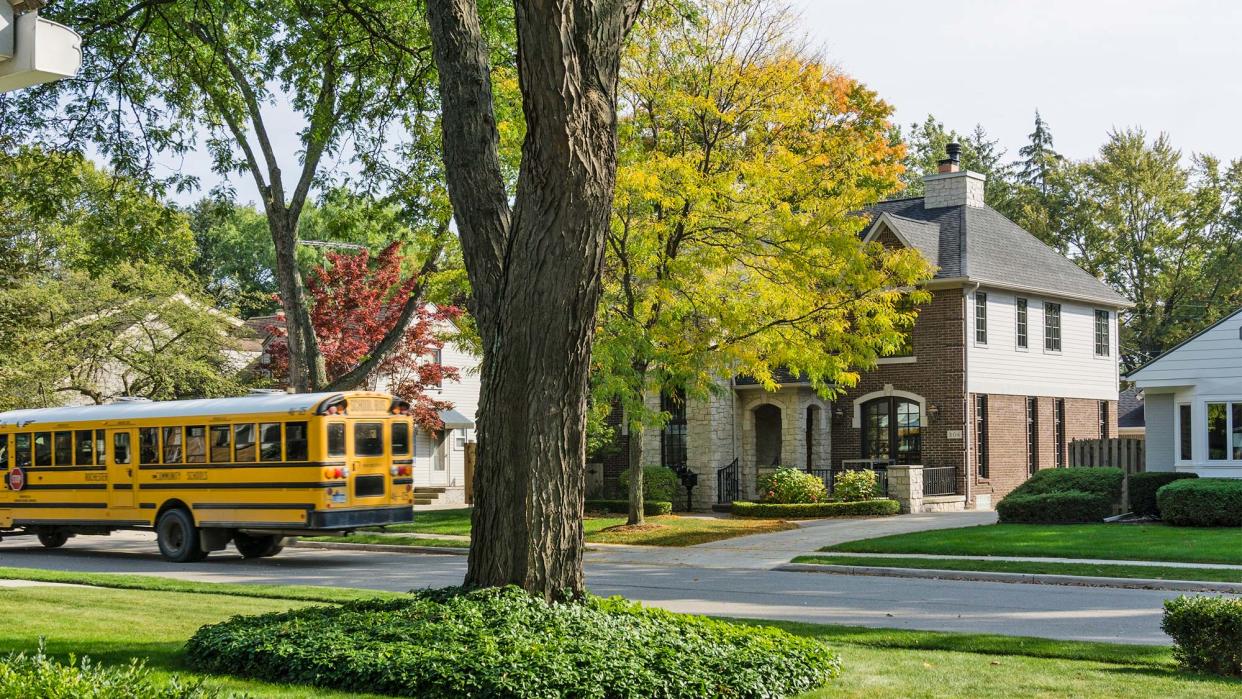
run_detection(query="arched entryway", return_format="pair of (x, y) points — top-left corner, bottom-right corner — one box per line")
(754, 404), (783, 467)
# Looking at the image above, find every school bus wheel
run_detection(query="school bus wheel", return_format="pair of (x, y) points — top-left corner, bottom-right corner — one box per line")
(232, 531), (285, 559)
(155, 508), (208, 563)
(35, 529), (71, 549)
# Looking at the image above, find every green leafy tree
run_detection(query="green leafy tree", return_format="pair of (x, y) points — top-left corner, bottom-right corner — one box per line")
(597, 0), (933, 524)
(900, 115), (1014, 208)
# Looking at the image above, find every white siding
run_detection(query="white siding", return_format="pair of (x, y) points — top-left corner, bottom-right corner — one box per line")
(966, 287), (1120, 400)
(1143, 392), (1175, 472)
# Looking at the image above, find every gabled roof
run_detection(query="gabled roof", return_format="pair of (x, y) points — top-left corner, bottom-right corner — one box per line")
(1118, 386), (1144, 429)
(1125, 306), (1242, 380)
(864, 197), (1131, 308)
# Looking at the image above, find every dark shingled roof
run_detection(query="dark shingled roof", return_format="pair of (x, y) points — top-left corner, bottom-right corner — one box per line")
(733, 367), (809, 386)
(1118, 386), (1144, 429)
(867, 197), (1129, 307)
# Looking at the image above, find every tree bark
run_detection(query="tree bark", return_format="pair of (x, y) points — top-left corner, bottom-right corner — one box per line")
(627, 423), (645, 526)
(428, 0), (642, 601)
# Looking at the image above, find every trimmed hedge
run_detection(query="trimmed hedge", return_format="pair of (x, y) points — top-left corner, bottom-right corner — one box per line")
(186, 586), (841, 698)
(1010, 467), (1125, 499)
(732, 499), (900, 518)
(1163, 595), (1242, 677)
(1, 645), (214, 698)
(1157, 478), (1242, 527)
(619, 466), (681, 504)
(1128, 472), (1198, 517)
(995, 490), (1114, 524)
(585, 499), (673, 516)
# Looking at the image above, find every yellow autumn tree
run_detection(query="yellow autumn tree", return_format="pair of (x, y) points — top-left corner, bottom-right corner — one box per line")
(594, 0), (935, 523)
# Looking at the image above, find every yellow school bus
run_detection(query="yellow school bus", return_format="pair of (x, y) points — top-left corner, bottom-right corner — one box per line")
(0, 390), (415, 561)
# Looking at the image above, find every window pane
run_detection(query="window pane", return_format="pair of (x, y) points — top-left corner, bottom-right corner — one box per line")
(1179, 404), (1192, 460)
(34, 432), (52, 466)
(1016, 299), (1028, 348)
(234, 424), (256, 462)
(0, 434), (8, 468)
(895, 400), (921, 464)
(862, 400), (890, 461)
(327, 423), (346, 457)
(1044, 303), (1061, 351)
(259, 423), (282, 462)
(95, 429), (107, 463)
(1026, 397), (1038, 475)
(15, 433), (31, 468)
(114, 432), (131, 465)
(391, 422), (411, 456)
(355, 423), (384, 457)
(139, 428), (159, 465)
(1094, 310), (1110, 356)
(1054, 399), (1065, 467)
(975, 395), (988, 478)
(1234, 404), (1242, 461)
(185, 426), (207, 464)
(75, 430), (94, 466)
(1207, 403), (1227, 460)
(286, 422), (309, 462)
(210, 425), (231, 463)
(54, 431), (73, 465)
(661, 389), (688, 468)
(975, 292), (987, 344)
(162, 427), (182, 463)
(1099, 401), (1109, 439)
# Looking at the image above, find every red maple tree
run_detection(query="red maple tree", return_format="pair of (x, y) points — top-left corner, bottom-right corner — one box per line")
(266, 243), (463, 430)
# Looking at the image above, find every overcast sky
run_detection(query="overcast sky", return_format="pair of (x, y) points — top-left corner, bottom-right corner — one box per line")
(168, 0), (1242, 205)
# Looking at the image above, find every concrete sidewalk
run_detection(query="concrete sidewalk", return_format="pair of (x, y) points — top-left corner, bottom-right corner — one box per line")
(807, 551), (1242, 570)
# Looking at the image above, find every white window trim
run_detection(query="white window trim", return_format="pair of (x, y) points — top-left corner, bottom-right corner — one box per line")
(1042, 301), (1062, 354)
(1176, 402), (1192, 464)
(973, 292), (988, 347)
(877, 356), (917, 365)
(851, 386), (926, 429)
(1014, 297), (1029, 352)
(1093, 309), (1112, 360)
(1203, 399), (1242, 464)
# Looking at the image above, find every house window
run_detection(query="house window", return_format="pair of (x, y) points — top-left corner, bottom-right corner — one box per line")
(1234, 404), (1242, 461)
(660, 389), (688, 469)
(974, 292), (988, 344)
(1098, 401), (1109, 439)
(1026, 397), (1038, 475)
(1044, 303), (1061, 351)
(1178, 404), (1192, 461)
(1054, 399), (1066, 467)
(433, 348), (443, 388)
(975, 395), (989, 478)
(1094, 310), (1110, 357)
(1207, 403), (1227, 460)
(861, 397), (922, 465)
(1016, 298), (1028, 349)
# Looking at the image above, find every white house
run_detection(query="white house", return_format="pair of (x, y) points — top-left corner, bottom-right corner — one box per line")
(1127, 307), (1242, 478)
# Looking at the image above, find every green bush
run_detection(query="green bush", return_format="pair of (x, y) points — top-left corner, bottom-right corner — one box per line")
(1163, 595), (1242, 677)
(1157, 478), (1242, 527)
(732, 499), (900, 518)
(619, 466), (680, 503)
(1128, 472), (1197, 517)
(585, 499), (673, 516)
(0, 644), (215, 698)
(832, 470), (881, 502)
(186, 586), (841, 698)
(757, 467), (828, 504)
(1011, 467), (1125, 499)
(995, 490), (1113, 524)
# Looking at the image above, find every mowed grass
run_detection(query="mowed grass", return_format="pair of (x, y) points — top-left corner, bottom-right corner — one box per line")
(4, 571), (1240, 698)
(369, 507), (795, 546)
(825, 523), (1242, 564)
(793, 555), (1242, 584)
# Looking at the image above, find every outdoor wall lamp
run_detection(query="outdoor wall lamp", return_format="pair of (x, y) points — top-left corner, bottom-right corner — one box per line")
(927, 403), (940, 420)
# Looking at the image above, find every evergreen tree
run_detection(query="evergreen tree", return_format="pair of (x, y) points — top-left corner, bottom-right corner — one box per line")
(1016, 111), (1062, 195)
(899, 116), (1014, 208)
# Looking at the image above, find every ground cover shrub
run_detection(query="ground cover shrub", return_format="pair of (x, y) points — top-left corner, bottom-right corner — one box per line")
(0, 644), (216, 698)
(832, 470), (880, 502)
(732, 499), (900, 518)
(1128, 472), (1197, 517)
(995, 491), (1113, 524)
(1163, 595), (1242, 676)
(584, 499), (673, 516)
(1157, 478), (1242, 527)
(186, 586), (840, 698)
(619, 466), (680, 503)
(757, 467), (828, 504)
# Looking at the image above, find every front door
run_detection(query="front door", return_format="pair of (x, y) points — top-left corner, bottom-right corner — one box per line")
(430, 431), (449, 487)
(108, 429), (136, 509)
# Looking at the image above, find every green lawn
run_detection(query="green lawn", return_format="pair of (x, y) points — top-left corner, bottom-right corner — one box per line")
(793, 555), (1242, 584)
(4, 569), (1239, 698)
(825, 523), (1242, 564)
(367, 507), (795, 546)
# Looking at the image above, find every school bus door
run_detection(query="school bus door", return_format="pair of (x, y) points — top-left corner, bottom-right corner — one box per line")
(108, 429), (136, 509)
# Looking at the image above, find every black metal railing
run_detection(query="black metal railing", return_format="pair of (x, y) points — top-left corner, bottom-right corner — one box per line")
(923, 466), (957, 496)
(818, 464), (889, 498)
(716, 458), (740, 505)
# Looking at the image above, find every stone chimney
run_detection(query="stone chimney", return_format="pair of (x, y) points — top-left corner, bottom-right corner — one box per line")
(924, 142), (985, 209)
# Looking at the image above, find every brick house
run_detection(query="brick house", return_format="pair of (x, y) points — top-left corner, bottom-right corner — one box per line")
(609, 144), (1131, 511)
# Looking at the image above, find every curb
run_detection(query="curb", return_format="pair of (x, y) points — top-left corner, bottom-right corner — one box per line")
(292, 540), (469, 556)
(775, 562), (1242, 594)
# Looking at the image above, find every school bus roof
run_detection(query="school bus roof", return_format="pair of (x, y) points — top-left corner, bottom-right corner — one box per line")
(0, 391), (391, 427)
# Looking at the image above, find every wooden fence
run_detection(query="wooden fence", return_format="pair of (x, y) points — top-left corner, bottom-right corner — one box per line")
(1069, 437), (1145, 474)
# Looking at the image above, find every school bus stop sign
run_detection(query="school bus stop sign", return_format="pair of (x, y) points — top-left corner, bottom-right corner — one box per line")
(7, 467), (25, 491)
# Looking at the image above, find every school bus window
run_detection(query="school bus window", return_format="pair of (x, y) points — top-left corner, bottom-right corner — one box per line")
(0, 434), (9, 468)
(327, 423), (346, 457)
(209, 425), (231, 463)
(185, 426), (207, 464)
(259, 423), (282, 462)
(139, 428), (159, 465)
(285, 422), (308, 461)
(95, 429), (107, 462)
(54, 431), (73, 465)
(355, 422), (384, 456)
(114, 432), (131, 465)
(15, 433), (31, 468)
(75, 430), (94, 466)
(34, 432), (52, 466)
(163, 426), (183, 463)
(392, 422), (411, 456)
(234, 424), (256, 462)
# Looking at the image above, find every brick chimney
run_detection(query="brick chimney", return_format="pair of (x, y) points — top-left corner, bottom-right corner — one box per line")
(924, 142), (985, 209)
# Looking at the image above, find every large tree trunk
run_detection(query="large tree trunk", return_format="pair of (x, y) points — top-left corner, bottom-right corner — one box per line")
(268, 216), (326, 392)
(626, 424), (645, 526)
(428, 0), (642, 601)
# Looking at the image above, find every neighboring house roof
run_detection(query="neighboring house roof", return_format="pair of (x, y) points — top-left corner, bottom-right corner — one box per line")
(733, 367), (810, 387)
(864, 197), (1131, 308)
(0, 391), (358, 426)
(439, 408), (474, 429)
(1117, 385), (1144, 429)
(1124, 306), (1242, 381)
